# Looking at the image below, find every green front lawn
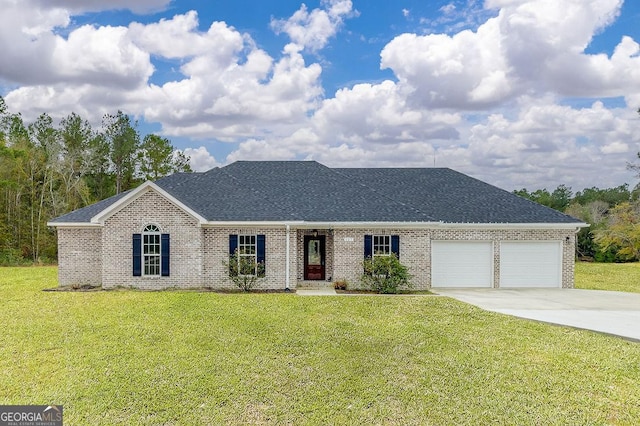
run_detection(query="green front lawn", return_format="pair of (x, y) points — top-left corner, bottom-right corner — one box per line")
(576, 261), (640, 293)
(1, 266), (639, 424)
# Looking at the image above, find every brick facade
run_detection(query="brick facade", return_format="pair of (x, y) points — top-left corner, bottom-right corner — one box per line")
(57, 228), (102, 287)
(101, 189), (203, 290)
(56, 188), (577, 290)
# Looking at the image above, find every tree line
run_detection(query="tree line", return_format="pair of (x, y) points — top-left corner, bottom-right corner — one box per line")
(0, 97), (191, 264)
(514, 180), (640, 262)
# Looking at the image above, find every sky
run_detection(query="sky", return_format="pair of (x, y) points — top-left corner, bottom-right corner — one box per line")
(1, 0), (640, 191)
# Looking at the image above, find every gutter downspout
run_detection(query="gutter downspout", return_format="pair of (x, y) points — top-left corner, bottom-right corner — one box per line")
(285, 224), (291, 291)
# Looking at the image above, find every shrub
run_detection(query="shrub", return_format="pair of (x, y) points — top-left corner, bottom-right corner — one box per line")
(361, 254), (412, 294)
(223, 251), (265, 292)
(0, 249), (31, 266)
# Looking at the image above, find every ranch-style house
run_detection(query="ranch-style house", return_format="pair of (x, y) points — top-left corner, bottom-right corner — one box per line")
(48, 161), (586, 290)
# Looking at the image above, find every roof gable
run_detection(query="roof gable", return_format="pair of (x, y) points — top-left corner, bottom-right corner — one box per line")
(48, 181), (207, 226)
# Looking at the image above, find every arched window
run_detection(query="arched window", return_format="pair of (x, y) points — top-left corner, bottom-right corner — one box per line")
(133, 226), (170, 277)
(143, 225), (161, 276)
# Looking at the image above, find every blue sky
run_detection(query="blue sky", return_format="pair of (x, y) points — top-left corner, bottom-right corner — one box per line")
(1, 0), (640, 190)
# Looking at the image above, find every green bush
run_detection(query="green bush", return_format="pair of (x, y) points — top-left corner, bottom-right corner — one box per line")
(0, 248), (31, 266)
(361, 254), (412, 294)
(223, 251), (265, 291)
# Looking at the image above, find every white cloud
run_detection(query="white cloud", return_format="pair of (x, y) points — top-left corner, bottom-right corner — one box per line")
(3, 8), (324, 136)
(440, 4), (456, 15)
(35, 0), (171, 14)
(0, 1), (152, 88)
(600, 141), (629, 154)
(381, 0), (639, 109)
(183, 146), (220, 171)
(313, 80), (461, 145)
(128, 12), (244, 59)
(270, 0), (354, 52)
(463, 97), (640, 189)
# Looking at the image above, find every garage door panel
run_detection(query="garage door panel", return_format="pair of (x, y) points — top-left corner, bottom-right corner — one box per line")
(432, 241), (492, 288)
(500, 242), (561, 288)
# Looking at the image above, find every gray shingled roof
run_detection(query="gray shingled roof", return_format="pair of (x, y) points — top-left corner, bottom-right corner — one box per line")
(50, 161), (582, 224)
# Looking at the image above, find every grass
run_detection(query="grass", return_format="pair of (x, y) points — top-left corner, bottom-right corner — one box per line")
(1, 266), (639, 424)
(576, 261), (640, 293)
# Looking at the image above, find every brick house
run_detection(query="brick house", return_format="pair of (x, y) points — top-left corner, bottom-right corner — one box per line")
(48, 161), (586, 290)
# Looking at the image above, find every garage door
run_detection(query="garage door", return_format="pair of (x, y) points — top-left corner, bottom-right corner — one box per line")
(431, 241), (493, 288)
(500, 242), (561, 288)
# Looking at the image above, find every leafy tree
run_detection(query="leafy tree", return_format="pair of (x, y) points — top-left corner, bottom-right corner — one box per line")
(565, 201), (609, 259)
(594, 202), (640, 262)
(84, 133), (115, 201)
(514, 185), (572, 211)
(137, 134), (192, 181)
(102, 111), (140, 194)
(26, 113), (60, 261)
(58, 113), (94, 210)
(0, 97), (195, 264)
(573, 185), (631, 207)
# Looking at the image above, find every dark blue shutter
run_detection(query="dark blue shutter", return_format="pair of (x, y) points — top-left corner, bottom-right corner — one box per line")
(133, 234), (142, 276)
(229, 234), (238, 255)
(257, 234), (266, 277)
(364, 235), (372, 258)
(391, 235), (400, 259)
(228, 235), (238, 276)
(161, 234), (170, 276)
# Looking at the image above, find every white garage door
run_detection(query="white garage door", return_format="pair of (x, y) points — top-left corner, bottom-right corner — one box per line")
(431, 241), (493, 288)
(500, 242), (562, 288)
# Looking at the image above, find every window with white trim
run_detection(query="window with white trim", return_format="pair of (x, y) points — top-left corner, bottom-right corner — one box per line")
(143, 224), (161, 276)
(373, 235), (391, 257)
(238, 234), (257, 276)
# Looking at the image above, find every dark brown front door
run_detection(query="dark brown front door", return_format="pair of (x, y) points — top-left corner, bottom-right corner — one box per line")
(304, 235), (325, 280)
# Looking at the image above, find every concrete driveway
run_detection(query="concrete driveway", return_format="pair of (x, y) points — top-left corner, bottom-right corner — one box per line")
(433, 288), (640, 342)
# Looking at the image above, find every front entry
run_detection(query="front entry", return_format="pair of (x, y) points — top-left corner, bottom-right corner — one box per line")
(304, 235), (325, 280)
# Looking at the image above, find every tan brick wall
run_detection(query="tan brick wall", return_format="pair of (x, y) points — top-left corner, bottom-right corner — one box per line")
(57, 228), (102, 287)
(102, 189), (204, 290)
(331, 229), (430, 290)
(203, 227), (292, 290)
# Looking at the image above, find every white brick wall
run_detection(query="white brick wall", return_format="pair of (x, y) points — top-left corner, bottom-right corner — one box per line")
(56, 188), (577, 289)
(57, 228), (102, 287)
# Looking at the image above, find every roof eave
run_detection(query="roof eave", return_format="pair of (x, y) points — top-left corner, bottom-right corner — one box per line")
(46, 222), (102, 228)
(437, 222), (588, 230)
(201, 221), (588, 229)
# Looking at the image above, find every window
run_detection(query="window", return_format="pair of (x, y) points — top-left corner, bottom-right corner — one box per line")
(133, 226), (170, 277)
(143, 225), (161, 276)
(373, 235), (390, 257)
(364, 234), (400, 259)
(229, 234), (266, 277)
(238, 234), (257, 276)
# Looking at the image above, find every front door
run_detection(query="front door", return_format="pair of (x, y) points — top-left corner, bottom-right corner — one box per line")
(304, 235), (325, 280)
